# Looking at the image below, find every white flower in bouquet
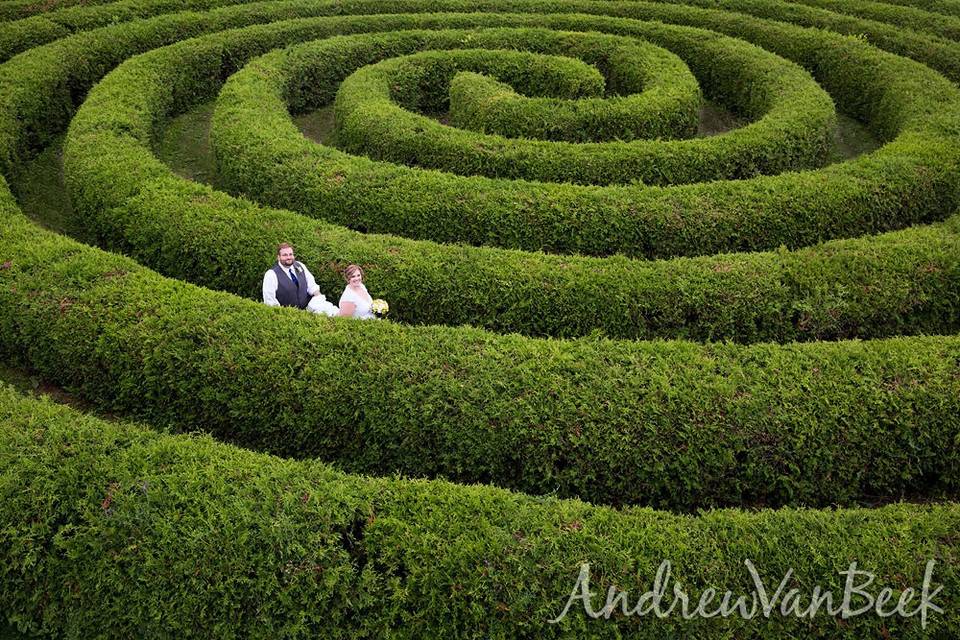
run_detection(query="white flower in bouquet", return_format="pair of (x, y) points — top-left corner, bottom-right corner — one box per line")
(371, 298), (389, 318)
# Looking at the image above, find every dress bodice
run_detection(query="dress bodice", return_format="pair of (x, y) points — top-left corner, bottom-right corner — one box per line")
(339, 284), (375, 320)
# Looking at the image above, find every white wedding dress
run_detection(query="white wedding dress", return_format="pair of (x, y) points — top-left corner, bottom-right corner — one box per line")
(306, 294), (340, 317)
(339, 284), (376, 320)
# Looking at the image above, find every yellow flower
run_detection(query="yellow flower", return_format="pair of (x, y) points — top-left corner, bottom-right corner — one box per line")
(371, 299), (389, 317)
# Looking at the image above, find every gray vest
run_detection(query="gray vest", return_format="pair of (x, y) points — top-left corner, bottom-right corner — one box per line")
(271, 262), (311, 310)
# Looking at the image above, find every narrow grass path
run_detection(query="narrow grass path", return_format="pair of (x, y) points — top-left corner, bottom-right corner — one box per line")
(0, 361), (114, 421)
(156, 101), (221, 188)
(3, 102), (878, 241)
(6, 137), (85, 242)
(150, 100), (880, 189)
(293, 104), (338, 146)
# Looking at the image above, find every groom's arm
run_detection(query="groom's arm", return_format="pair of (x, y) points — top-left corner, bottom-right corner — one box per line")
(262, 270), (280, 306)
(300, 263), (322, 297)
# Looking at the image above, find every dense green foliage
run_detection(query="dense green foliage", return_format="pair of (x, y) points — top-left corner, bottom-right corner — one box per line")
(446, 46), (699, 143)
(2, 209), (960, 509)
(3, 0), (960, 635)
(5, 0), (960, 81)
(2, 385), (959, 638)
(331, 32), (830, 186)
(52, 13), (960, 341)
(759, 0), (960, 41)
(653, 0), (960, 82)
(211, 14), (960, 257)
(339, 32), (703, 147)
(338, 41), (704, 173)
(0, 0), (955, 509)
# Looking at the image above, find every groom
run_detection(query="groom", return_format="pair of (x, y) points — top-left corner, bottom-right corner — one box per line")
(262, 242), (338, 316)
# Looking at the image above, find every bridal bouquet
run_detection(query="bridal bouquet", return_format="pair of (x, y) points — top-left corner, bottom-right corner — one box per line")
(371, 298), (389, 318)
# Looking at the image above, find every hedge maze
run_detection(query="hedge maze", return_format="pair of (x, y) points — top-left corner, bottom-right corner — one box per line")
(1, 0), (959, 637)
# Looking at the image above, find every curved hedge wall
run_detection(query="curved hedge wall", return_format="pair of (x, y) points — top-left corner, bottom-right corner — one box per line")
(52, 12), (960, 342)
(656, 0), (960, 83)
(778, 0), (960, 40)
(3, 0), (960, 635)
(6, 0), (960, 82)
(2, 207), (959, 509)
(447, 51), (700, 142)
(209, 13), (959, 257)
(346, 35), (703, 144)
(2, 384), (957, 638)
(331, 35), (829, 186)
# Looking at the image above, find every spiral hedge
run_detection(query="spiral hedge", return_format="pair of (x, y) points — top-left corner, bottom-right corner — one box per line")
(327, 32), (830, 187)
(207, 15), (960, 258)
(446, 59), (699, 143)
(1, 0), (960, 636)
(2, 385), (959, 638)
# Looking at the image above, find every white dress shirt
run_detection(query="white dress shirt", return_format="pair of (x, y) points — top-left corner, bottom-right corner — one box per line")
(262, 261), (320, 307)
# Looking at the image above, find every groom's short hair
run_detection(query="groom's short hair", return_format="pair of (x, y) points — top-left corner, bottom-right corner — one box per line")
(277, 242), (293, 255)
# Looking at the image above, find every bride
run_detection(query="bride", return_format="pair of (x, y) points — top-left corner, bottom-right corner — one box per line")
(338, 264), (376, 320)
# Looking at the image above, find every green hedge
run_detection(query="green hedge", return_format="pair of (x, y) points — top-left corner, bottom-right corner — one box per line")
(1, 5), (958, 637)
(376, 30), (702, 146)
(0, 3), (950, 260)
(63, 142), (960, 343)
(211, 14), (960, 258)
(0, 0), (428, 63)
(446, 37), (700, 142)
(880, 0), (960, 17)
(0, 0), (114, 22)
(0, 16), (69, 61)
(332, 30), (831, 186)
(655, 0), (960, 84)
(5, 0), (960, 506)
(5, 0), (960, 84)
(1, 0), (959, 171)
(351, 34), (701, 148)
(0, 5), (531, 172)
(2, 206), (960, 509)
(2, 385), (958, 638)
(0, 0), (292, 62)
(781, 0), (960, 41)
(0, 3), (956, 343)
(55, 16), (960, 342)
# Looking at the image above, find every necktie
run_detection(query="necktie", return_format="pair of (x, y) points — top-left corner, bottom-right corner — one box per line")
(289, 269), (300, 287)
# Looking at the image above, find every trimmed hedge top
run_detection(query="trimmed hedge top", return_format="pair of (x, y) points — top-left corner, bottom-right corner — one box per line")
(40, 11), (957, 345)
(2, 383), (958, 638)
(209, 15), (960, 257)
(1, 0), (959, 634)
(2, 205), (959, 510)
(0, 0), (956, 510)
(330, 31), (831, 186)
(446, 45), (700, 143)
